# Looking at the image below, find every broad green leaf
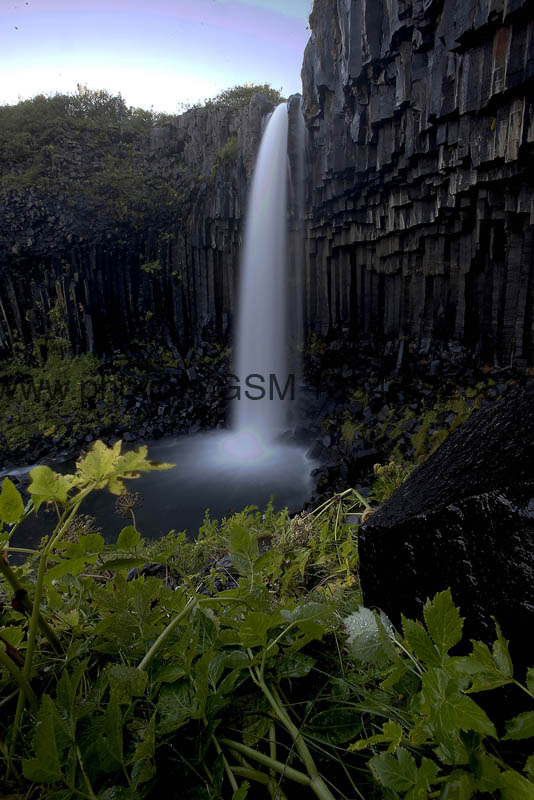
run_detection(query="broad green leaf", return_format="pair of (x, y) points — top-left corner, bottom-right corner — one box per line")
(217, 669), (244, 698)
(78, 533), (105, 554)
(439, 692), (497, 739)
(0, 477), (24, 524)
(382, 721), (404, 752)
(369, 747), (418, 792)
(228, 523), (258, 579)
(380, 662), (409, 690)
(157, 681), (200, 733)
(409, 722), (431, 747)
(193, 650), (212, 718)
(433, 732), (469, 766)
(28, 465), (72, 510)
(254, 549), (283, 575)
(154, 664), (186, 684)
(0, 625), (24, 648)
(456, 640), (514, 693)
(503, 712), (534, 741)
(349, 720), (403, 753)
(239, 611), (280, 647)
(239, 691), (272, 747)
(44, 555), (97, 585)
(440, 770), (475, 799)
(402, 615), (441, 666)
(277, 652), (316, 679)
(527, 667), (534, 696)
(106, 664), (148, 704)
(117, 525), (141, 549)
(281, 601), (331, 624)
(414, 758), (440, 793)
(286, 619), (326, 645)
(224, 649), (251, 669)
(192, 608), (218, 653)
(114, 445), (174, 476)
(423, 589), (464, 656)
(218, 628), (242, 646)
(76, 439), (122, 485)
(22, 695), (63, 784)
(421, 667), (497, 739)
(208, 651), (226, 688)
(76, 440), (173, 495)
(98, 788), (143, 800)
(344, 607), (391, 665)
(475, 752), (502, 793)
(308, 708), (362, 745)
(500, 769), (534, 799)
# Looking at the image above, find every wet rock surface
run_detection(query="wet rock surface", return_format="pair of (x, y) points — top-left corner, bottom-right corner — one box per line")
(359, 381), (534, 667)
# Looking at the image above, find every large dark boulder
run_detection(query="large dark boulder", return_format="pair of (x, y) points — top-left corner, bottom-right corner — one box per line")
(359, 382), (534, 666)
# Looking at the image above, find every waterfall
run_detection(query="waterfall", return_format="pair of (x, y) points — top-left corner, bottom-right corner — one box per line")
(289, 96), (306, 389)
(17, 101), (314, 534)
(232, 103), (289, 444)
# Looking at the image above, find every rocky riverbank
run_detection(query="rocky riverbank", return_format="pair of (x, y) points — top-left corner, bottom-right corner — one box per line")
(3, 334), (529, 511)
(0, 340), (230, 474)
(298, 334), (531, 505)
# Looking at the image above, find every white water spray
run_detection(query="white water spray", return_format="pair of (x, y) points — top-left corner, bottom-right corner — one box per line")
(233, 103), (289, 444)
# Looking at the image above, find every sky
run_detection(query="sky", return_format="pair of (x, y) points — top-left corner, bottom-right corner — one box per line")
(0, 0), (313, 112)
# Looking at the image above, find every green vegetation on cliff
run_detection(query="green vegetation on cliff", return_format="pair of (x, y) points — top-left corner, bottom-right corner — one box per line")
(203, 83), (285, 110)
(0, 86), (188, 230)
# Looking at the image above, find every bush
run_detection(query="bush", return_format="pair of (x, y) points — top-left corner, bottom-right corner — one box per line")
(204, 83), (285, 110)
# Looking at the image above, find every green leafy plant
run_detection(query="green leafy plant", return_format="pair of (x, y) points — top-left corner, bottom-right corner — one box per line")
(370, 460), (414, 503)
(344, 589), (534, 797)
(1, 447), (532, 799)
(0, 452), (366, 797)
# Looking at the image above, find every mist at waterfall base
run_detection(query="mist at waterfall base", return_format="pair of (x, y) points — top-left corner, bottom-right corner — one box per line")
(12, 102), (313, 544)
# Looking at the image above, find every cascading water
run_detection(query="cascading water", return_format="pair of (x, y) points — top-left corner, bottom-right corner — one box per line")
(10, 100), (314, 543)
(233, 103), (289, 442)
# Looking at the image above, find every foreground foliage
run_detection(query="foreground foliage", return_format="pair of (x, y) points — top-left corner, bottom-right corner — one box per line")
(0, 442), (533, 798)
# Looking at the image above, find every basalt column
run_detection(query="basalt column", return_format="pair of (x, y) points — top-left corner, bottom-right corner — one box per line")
(302, 0), (534, 366)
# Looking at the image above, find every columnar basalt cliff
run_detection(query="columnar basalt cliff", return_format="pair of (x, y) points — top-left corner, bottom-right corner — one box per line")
(1, 2), (533, 365)
(0, 95), (274, 355)
(302, 0), (534, 366)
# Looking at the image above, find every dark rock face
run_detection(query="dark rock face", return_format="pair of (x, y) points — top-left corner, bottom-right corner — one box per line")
(359, 382), (534, 664)
(2, 2), (533, 368)
(302, 0), (534, 366)
(0, 95), (275, 355)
